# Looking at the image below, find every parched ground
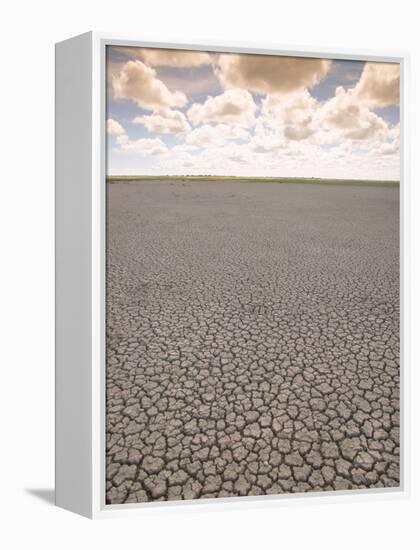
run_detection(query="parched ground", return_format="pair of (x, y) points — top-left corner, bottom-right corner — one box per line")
(106, 180), (400, 504)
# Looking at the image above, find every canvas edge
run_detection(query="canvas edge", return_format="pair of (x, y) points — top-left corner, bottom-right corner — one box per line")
(55, 30), (94, 519)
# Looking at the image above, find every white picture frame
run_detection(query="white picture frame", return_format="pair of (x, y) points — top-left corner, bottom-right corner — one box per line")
(55, 31), (410, 518)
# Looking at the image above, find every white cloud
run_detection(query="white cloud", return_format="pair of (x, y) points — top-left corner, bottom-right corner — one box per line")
(139, 48), (213, 67)
(284, 125), (315, 141)
(319, 86), (388, 141)
(263, 89), (317, 125)
(379, 123), (400, 156)
(133, 109), (191, 134)
(185, 124), (250, 147)
(262, 89), (318, 141)
(170, 143), (200, 153)
(187, 88), (257, 127)
(355, 62), (400, 107)
(389, 122), (400, 140)
(109, 46), (213, 67)
(116, 135), (168, 156)
(248, 121), (286, 153)
(380, 141), (399, 156)
(112, 60), (187, 110)
(107, 118), (125, 135)
(260, 86), (392, 145)
(216, 53), (331, 94)
(156, 134), (399, 179)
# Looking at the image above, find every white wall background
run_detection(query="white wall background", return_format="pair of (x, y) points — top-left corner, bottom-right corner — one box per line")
(0, 0), (418, 547)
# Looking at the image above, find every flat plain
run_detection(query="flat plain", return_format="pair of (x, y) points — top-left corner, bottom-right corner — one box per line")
(106, 179), (400, 504)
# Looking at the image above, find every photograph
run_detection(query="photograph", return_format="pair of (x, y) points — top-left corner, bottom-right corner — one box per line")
(105, 45), (400, 504)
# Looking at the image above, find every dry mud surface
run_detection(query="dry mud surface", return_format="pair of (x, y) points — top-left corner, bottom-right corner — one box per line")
(106, 180), (400, 504)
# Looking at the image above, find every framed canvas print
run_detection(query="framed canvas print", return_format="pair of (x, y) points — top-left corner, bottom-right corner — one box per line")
(55, 32), (408, 518)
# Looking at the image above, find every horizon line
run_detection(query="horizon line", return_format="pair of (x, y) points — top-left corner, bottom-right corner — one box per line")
(106, 175), (400, 184)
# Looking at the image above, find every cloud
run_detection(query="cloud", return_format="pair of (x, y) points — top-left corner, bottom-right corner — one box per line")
(170, 143), (200, 154)
(187, 88), (257, 127)
(355, 62), (400, 107)
(156, 132), (399, 179)
(109, 46), (213, 67)
(284, 125), (316, 141)
(262, 89), (318, 141)
(107, 118), (125, 135)
(185, 124), (250, 147)
(116, 135), (168, 156)
(248, 121), (286, 153)
(133, 109), (191, 134)
(380, 123), (400, 155)
(216, 53), (331, 94)
(139, 48), (213, 67)
(389, 122), (400, 139)
(263, 89), (317, 124)
(158, 141), (258, 175)
(155, 72), (222, 98)
(320, 86), (388, 141)
(254, 79), (396, 151)
(112, 60), (187, 110)
(380, 141), (399, 155)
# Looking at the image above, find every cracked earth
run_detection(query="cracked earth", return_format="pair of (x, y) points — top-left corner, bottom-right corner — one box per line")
(106, 180), (399, 504)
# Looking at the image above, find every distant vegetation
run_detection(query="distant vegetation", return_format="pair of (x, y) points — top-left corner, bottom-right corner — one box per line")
(107, 175), (399, 186)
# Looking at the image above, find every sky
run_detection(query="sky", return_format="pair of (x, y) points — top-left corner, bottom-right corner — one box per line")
(106, 46), (400, 180)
